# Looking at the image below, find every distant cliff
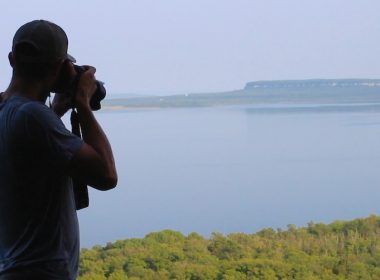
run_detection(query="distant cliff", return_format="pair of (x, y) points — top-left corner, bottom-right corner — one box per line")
(245, 79), (380, 90)
(104, 78), (380, 109)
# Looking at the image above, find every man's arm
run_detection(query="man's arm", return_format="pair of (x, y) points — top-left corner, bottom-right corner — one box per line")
(67, 67), (117, 190)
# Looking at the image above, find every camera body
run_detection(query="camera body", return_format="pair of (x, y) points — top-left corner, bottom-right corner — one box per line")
(72, 65), (106, 111)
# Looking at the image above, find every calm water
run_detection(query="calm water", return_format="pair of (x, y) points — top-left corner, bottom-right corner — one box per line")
(71, 105), (380, 248)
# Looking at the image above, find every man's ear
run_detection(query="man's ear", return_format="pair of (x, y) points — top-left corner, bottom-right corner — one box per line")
(8, 52), (14, 67)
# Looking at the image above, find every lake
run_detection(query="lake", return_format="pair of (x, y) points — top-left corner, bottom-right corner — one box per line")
(71, 104), (380, 248)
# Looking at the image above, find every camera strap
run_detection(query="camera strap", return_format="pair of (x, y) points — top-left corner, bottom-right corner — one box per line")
(70, 109), (89, 210)
(70, 69), (89, 210)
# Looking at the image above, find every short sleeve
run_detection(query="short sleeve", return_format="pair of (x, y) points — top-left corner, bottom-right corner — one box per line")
(17, 102), (84, 170)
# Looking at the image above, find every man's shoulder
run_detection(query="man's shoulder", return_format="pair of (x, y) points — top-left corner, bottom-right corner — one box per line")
(17, 97), (53, 115)
(14, 97), (60, 126)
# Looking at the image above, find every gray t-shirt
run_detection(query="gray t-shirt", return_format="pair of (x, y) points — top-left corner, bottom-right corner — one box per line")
(0, 95), (83, 280)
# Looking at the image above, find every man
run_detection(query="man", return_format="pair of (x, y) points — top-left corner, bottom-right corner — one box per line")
(0, 20), (117, 279)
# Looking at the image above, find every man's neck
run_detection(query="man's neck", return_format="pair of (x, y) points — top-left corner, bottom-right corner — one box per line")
(4, 78), (50, 103)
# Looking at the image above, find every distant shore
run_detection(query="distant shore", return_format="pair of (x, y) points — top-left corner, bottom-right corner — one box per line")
(102, 78), (380, 110)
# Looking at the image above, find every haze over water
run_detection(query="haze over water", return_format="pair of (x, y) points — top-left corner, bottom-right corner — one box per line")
(75, 105), (380, 248)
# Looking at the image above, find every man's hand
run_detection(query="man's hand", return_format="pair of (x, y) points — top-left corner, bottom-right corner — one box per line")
(74, 66), (97, 110)
(52, 92), (72, 117)
(52, 60), (77, 117)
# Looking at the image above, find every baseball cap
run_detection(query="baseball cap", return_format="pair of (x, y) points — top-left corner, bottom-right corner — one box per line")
(12, 19), (76, 63)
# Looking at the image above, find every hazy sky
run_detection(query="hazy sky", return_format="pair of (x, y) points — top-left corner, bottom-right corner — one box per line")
(0, 0), (379, 95)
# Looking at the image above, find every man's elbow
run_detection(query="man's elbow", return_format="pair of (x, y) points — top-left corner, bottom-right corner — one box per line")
(91, 172), (118, 191)
(101, 172), (118, 190)
(105, 173), (118, 190)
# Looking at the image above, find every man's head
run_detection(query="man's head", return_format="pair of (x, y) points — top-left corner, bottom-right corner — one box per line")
(9, 20), (75, 82)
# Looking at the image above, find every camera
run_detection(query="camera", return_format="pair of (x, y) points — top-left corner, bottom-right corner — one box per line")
(72, 65), (106, 111)
(54, 63), (107, 111)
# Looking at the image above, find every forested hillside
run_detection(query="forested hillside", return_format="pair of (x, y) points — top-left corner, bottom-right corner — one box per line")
(78, 215), (380, 279)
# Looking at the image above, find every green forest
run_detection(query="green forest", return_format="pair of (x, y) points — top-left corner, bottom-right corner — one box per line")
(78, 215), (380, 280)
